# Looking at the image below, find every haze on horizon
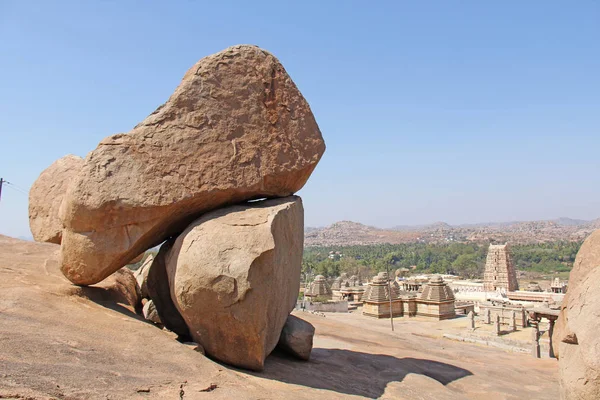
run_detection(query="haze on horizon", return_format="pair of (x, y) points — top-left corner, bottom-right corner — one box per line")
(1, 1), (599, 239)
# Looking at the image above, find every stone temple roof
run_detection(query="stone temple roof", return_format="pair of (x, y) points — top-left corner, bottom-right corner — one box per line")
(419, 276), (455, 303)
(307, 275), (332, 296)
(363, 272), (401, 303)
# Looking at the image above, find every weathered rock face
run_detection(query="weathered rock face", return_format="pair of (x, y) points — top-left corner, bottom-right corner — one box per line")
(146, 240), (190, 339)
(277, 315), (315, 361)
(166, 196), (303, 371)
(59, 44), (325, 286)
(134, 253), (154, 299)
(555, 229), (600, 399)
(28, 155), (83, 244)
(554, 229), (600, 355)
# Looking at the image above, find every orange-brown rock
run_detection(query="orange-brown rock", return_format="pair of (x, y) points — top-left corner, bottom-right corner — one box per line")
(28, 155), (83, 244)
(554, 229), (600, 399)
(59, 44), (325, 286)
(554, 229), (600, 356)
(166, 196), (303, 371)
(277, 315), (315, 361)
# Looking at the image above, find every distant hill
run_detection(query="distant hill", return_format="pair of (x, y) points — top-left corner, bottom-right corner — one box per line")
(305, 218), (598, 247)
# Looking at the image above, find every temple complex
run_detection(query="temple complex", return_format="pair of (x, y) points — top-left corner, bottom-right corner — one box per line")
(363, 274), (457, 320)
(305, 275), (332, 299)
(483, 244), (519, 292)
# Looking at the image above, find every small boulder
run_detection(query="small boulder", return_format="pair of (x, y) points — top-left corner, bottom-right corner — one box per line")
(28, 155), (83, 244)
(59, 45), (325, 286)
(142, 299), (161, 324)
(166, 196), (304, 371)
(133, 253), (154, 299)
(68, 267), (141, 312)
(277, 315), (315, 361)
(146, 240), (190, 339)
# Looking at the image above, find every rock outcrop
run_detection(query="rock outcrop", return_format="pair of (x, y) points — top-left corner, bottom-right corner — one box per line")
(277, 315), (315, 361)
(28, 155), (83, 244)
(554, 229), (600, 399)
(165, 196), (303, 371)
(59, 44), (325, 285)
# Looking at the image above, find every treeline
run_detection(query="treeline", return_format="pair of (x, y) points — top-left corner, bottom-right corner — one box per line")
(302, 241), (581, 280)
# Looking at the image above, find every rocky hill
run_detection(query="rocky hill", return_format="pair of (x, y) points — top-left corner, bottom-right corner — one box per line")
(305, 218), (600, 247)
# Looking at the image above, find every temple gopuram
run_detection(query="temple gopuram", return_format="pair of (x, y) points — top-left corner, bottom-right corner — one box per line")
(483, 244), (519, 292)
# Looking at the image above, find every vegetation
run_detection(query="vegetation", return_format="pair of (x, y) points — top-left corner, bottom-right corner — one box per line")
(302, 241), (581, 280)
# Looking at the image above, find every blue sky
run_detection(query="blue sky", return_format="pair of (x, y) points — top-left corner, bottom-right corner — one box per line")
(1, 1), (599, 238)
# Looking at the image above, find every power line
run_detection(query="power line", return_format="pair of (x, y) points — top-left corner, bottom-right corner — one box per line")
(5, 181), (28, 194)
(0, 179), (29, 201)
(5, 183), (28, 195)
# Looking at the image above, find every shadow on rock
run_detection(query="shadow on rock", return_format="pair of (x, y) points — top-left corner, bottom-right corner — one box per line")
(254, 348), (473, 398)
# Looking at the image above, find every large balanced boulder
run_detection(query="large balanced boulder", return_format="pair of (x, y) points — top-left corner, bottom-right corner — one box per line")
(59, 44), (325, 286)
(277, 315), (315, 361)
(554, 229), (600, 399)
(165, 196), (303, 371)
(28, 155), (83, 244)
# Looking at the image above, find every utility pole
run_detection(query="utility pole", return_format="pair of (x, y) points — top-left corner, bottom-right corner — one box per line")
(0, 178), (3, 202)
(386, 263), (395, 331)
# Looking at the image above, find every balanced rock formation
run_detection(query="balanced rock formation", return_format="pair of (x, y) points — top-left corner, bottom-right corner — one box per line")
(28, 155), (83, 244)
(59, 44), (325, 285)
(277, 315), (315, 361)
(554, 229), (600, 399)
(165, 196), (303, 371)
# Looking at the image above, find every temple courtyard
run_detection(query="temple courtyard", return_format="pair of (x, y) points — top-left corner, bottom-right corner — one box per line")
(0, 235), (557, 399)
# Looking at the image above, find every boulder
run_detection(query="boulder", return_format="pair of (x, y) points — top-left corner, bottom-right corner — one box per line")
(553, 229), (600, 356)
(146, 239), (190, 339)
(28, 155), (83, 244)
(166, 196), (303, 371)
(133, 253), (154, 299)
(142, 299), (162, 324)
(557, 265), (600, 399)
(69, 267), (141, 312)
(59, 44), (325, 285)
(277, 315), (315, 361)
(555, 229), (600, 399)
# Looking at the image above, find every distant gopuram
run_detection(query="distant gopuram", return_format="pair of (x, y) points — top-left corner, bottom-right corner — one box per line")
(483, 244), (519, 292)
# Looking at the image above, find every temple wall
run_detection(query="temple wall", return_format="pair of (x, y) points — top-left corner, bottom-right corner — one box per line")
(303, 300), (348, 313)
(363, 301), (403, 318)
(416, 301), (456, 320)
(402, 298), (418, 316)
